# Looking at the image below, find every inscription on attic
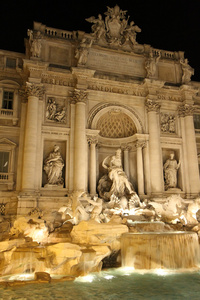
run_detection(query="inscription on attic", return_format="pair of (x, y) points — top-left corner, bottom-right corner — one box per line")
(86, 48), (145, 77)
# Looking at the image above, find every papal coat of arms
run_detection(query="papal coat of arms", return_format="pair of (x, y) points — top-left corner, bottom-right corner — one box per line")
(86, 5), (141, 48)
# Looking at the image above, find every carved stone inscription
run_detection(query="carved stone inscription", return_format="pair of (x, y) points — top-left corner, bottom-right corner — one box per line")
(87, 48), (145, 77)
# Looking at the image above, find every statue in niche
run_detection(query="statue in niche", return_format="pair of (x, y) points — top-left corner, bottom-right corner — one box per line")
(98, 149), (136, 201)
(75, 38), (93, 65)
(163, 152), (180, 190)
(180, 58), (194, 84)
(145, 51), (161, 77)
(44, 145), (64, 186)
(46, 98), (66, 123)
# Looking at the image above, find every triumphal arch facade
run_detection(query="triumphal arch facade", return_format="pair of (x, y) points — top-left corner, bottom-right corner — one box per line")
(0, 5), (200, 215)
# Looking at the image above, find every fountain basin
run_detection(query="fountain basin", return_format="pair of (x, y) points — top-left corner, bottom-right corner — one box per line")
(121, 231), (200, 270)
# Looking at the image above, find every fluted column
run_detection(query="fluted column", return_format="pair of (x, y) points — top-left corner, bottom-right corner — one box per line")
(73, 89), (87, 191)
(178, 104), (200, 195)
(22, 82), (44, 191)
(145, 99), (164, 194)
(136, 141), (145, 196)
(88, 137), (98, 196)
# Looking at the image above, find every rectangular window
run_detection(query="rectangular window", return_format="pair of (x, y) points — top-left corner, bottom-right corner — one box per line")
(2, 91), (14, 110)
(6, 58), (16, 69)
(194, 114), (200, 129)
(0, 152), (9, 173)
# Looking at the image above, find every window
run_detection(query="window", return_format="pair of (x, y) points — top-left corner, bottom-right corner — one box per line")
(194, 114), (200, 130)
(0, 138), (16, 190)
(2, 91), (13, 109)
(6, 58), (16, 69)
(0, 152), (9, 173)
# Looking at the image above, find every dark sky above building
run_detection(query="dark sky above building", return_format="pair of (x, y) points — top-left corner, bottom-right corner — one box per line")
(1, 0), (200, 81)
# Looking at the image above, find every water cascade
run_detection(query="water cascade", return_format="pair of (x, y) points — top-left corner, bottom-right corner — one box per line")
(121, 231), (200, 270)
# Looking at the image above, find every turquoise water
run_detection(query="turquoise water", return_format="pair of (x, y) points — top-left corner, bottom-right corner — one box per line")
(1, 268), (200, 300)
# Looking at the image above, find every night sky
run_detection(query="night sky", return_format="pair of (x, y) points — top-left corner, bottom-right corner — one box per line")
(1, 0), (200, 81)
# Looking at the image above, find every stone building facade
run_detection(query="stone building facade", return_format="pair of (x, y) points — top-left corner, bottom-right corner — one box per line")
(0, 5), (200, 216)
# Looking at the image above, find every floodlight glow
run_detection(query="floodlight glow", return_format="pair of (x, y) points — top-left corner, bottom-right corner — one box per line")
(75, 274), (95, 283)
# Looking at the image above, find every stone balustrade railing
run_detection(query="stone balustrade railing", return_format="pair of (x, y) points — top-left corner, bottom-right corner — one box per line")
(44, 27), (75, 39)
(0, 109), (13, 116)
(152, 48), (184, 60)
(0, 173), (10, 181)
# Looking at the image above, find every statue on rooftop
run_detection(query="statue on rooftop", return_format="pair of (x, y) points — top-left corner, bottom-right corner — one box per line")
(86, 5), (141, 48)
(28, 30), (42, 58)
(85, 14), (106, 40)
(145, 51), (161, 77)
(180, 58), (194, 84)
(75, 38), (93, 65)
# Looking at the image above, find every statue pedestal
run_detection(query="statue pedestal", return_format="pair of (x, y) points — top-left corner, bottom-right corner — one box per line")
(165, 188), (182, 193)
(43, 184), (64, 189)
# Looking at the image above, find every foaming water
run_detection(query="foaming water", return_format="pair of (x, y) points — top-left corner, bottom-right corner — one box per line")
(1, 269), (200, 299)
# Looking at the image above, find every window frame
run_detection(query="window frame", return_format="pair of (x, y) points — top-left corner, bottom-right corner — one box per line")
(0, 138), (16, 190)
(2, 90), (14, 110)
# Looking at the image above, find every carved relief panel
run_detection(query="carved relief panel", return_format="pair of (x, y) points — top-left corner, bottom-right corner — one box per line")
(160, 113), (176, 134)
(45, 96), (67, 124)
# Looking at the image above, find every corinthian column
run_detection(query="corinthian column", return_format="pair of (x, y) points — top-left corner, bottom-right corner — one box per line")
(135, 141), (145, 196)
(178, 104), (200, 195)
(88, 137), (98, 196)
(145, 99), (164, 194)
(73, 89), (87, 191)
(22, 82), (44, 191)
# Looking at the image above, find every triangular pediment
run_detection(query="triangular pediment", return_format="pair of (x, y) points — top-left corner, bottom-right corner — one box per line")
(0, 138), (17, 147)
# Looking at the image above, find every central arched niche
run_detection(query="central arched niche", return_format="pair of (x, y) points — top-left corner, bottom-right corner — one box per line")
(88, 104), (143, 194)
(89, 103), (143, 135)
(96, 109), (137, 138)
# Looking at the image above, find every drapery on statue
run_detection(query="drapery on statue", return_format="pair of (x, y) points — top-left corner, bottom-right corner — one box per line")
(44, 145), (64, 186)
(98, 149), (135, 200)
(180, 58), (194, 84)
(163, 152), (180, 190)
(145, 51), (161, 77)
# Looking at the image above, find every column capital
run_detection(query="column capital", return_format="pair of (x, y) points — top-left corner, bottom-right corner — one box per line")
(178, 103), (195, 117)
(135, 141), (146, 149)
(121, 144), (132, 151)
(145, 98), (160, 113)
(71, 88), (88, 104)
(25, 82), (45, 99)
(87, 136), (98, 145)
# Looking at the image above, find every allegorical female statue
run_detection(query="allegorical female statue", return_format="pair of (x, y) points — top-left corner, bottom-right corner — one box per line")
(163, 152), (180, 190)
(44, 145), (64, 186)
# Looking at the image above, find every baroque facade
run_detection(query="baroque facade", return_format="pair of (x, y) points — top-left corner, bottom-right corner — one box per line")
(0, 5), (200, 216)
